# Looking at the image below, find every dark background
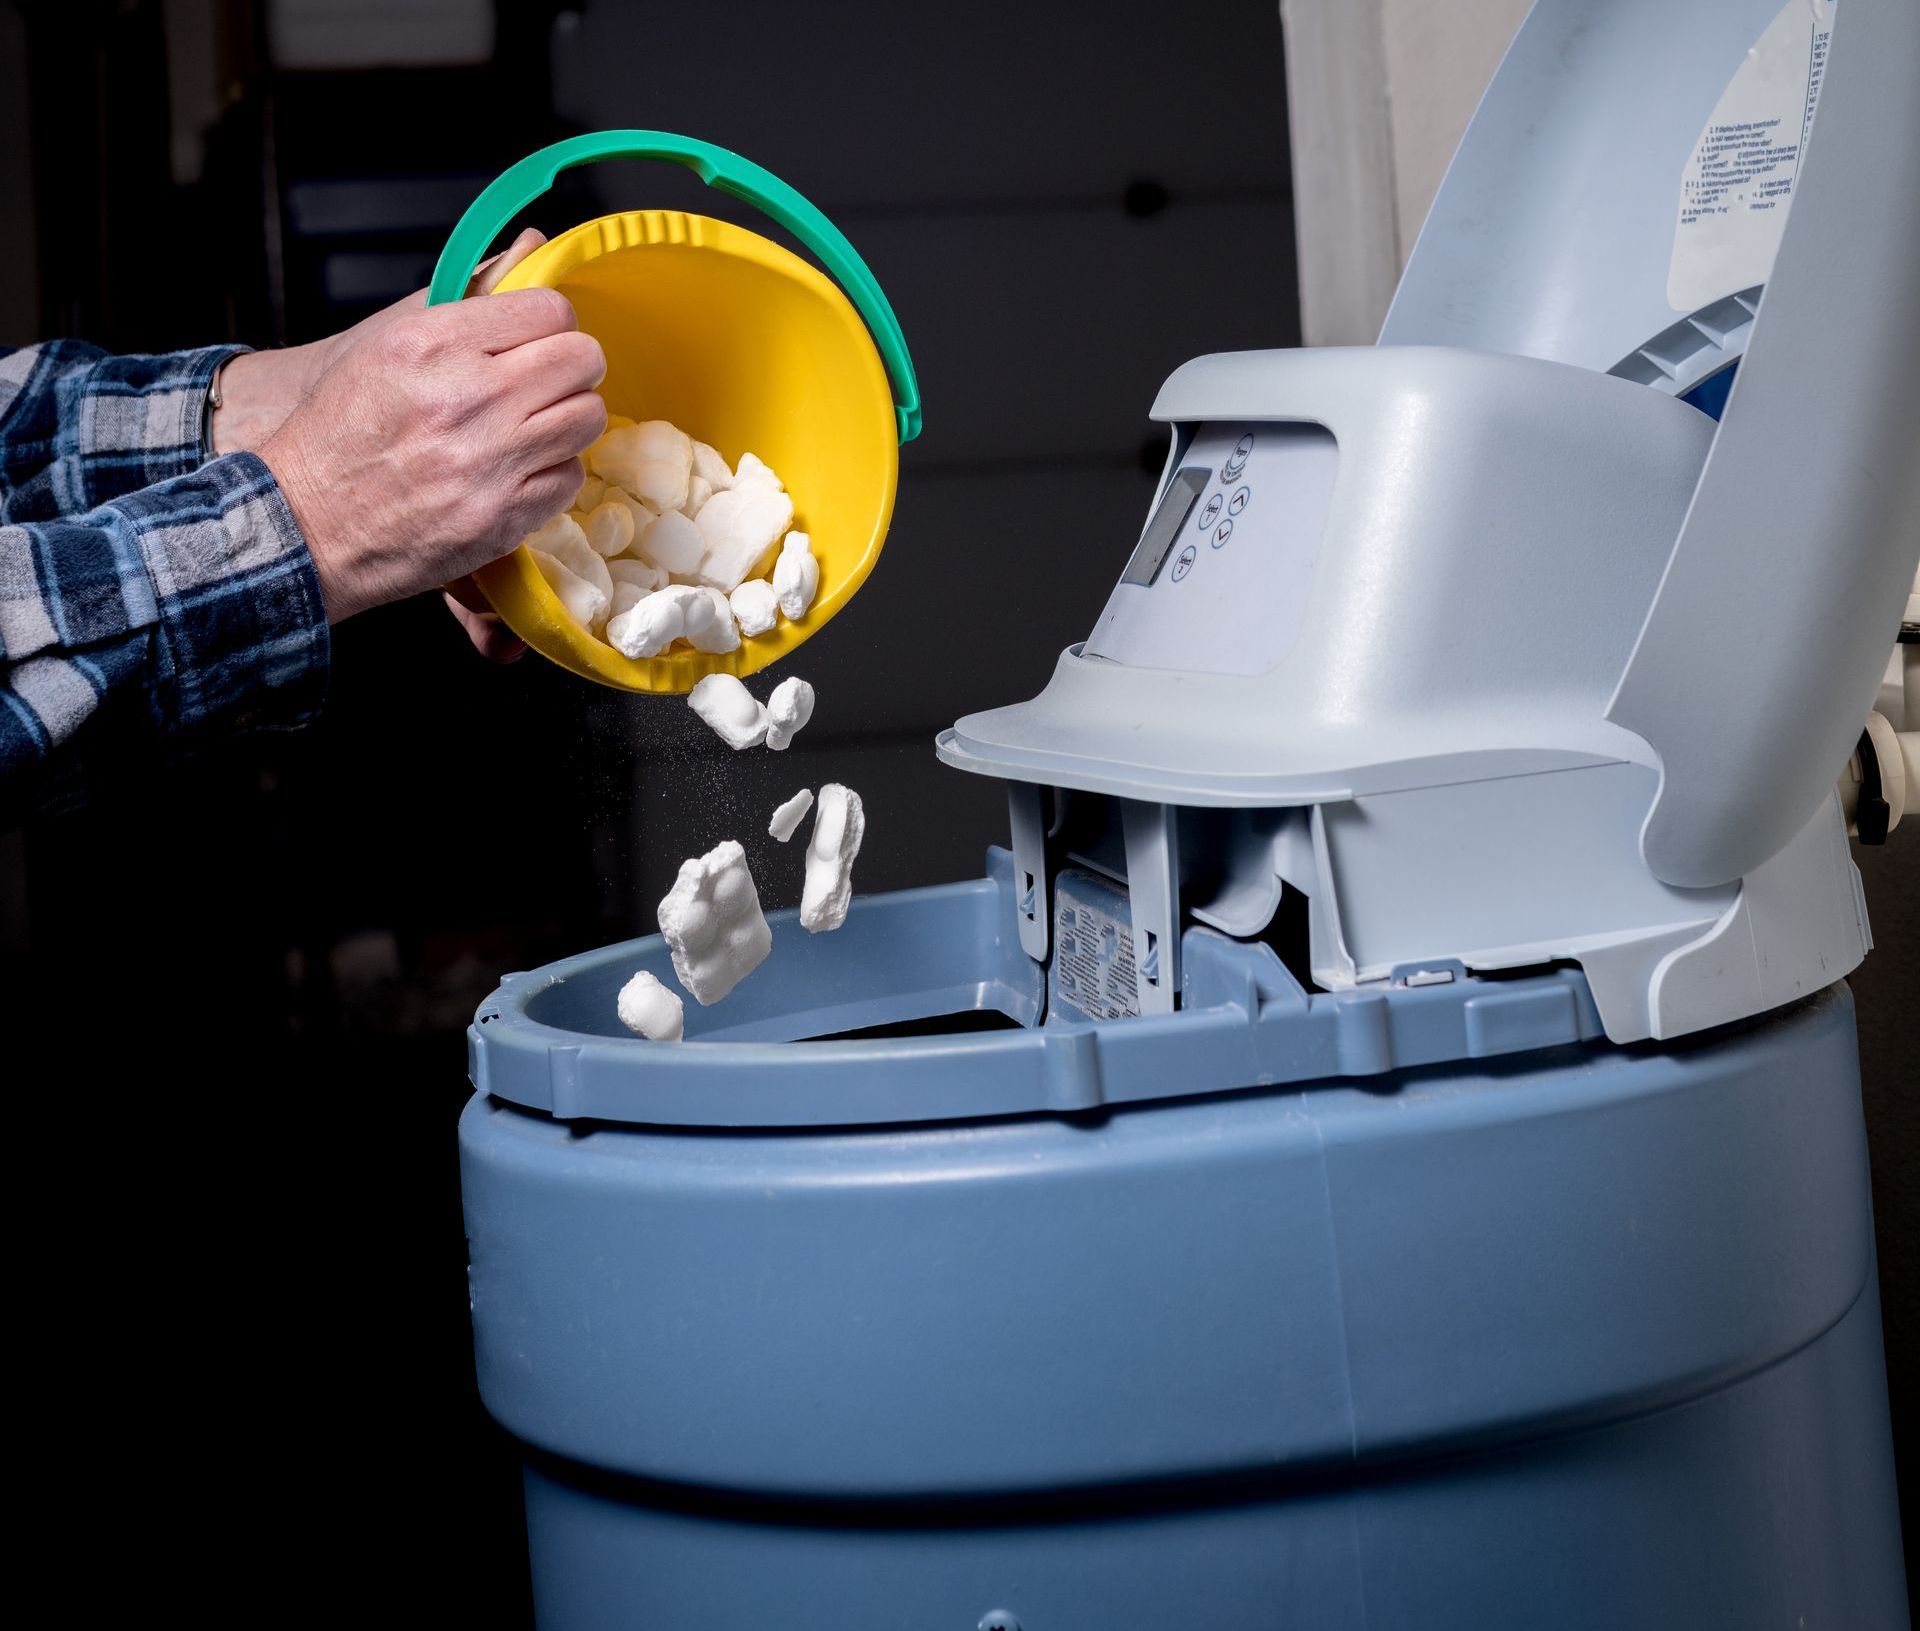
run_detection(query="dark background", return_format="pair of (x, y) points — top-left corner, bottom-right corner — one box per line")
(0, 2), (1908, 1622)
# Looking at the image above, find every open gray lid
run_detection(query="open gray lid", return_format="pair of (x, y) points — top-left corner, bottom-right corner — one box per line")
(1389, 0), (1920, 888)
(1383, 0), (1817, 379)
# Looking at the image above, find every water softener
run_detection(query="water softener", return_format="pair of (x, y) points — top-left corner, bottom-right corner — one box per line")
(460, 1), (1918, 1623)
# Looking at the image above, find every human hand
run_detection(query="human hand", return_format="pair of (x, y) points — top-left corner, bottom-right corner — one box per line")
(260, 276), (606, 624)
(217, 230), (557, 657)
(443, 573), (526, 663)
(212, 228), (551, 459)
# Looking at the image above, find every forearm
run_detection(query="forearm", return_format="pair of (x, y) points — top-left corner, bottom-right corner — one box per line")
(0, 453), (329, 821)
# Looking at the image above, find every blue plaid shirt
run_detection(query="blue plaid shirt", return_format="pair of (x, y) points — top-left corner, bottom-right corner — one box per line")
(0, 340), (330, 819)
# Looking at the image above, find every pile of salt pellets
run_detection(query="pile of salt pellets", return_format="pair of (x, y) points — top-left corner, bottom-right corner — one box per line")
(522, 416), (821, 659)
(613, 673), (865, 1043)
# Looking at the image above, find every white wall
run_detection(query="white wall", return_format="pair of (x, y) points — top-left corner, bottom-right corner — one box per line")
(1279, 0), (1531, 344)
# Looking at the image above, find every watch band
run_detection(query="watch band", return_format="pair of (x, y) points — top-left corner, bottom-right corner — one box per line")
(202, 353), (232, 458)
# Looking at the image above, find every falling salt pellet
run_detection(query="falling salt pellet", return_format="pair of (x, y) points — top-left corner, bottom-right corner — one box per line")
(530, 547), (610, 633)
(582, 498), (636, 558)
(688, 673), (768, 750)
(693, 486), (795, 592)
(658, 839), (773, 1005)
(616, 970), (684, 1041)
(732, 451), (784, 493)
(729, 578), (778, 637)
(608, 582), (699, 658)
(686, 474), (713, 516)
(800, 784), (865, 933)
(768, 788), (813, 843)
(684, 586), (741, 654)
(637, 509), (707, 576)
(575, 473), (606, 512)
(608, 556), (666, 593)
(773, 531), (820, 620)
(691, 440), (732, 492)
(590, 419), (692, 512)
(764, 676), (815, 751)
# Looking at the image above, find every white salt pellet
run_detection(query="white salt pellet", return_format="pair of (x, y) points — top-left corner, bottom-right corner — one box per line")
(525, 510), (589, 557)
(683, 586), (741, 654)
(772, 531), (820, 620)
(637, 509), (707, 576)
(764, 676), (815, 751)
(693, 487), (795, 592)
(800, 784), (865, 933)
(575, 473), (606, 512)
(729, 578), (778, 637)
(691, 440), (733, 491)
(686, 474), (713, 517)
(582, 498), (636, 558)
(590, 420), (692, 513)
(529, 547), (610, 633)
(530, 514), (613, 602)
(688, 673), (768, 750)
(768, 788), (813, 843)
(608, 582), (700, 658)
(607, 556), (666, 593)
(602, 484), (660, 534)
(608, 581), (648, 621)
(658, 839), (773, 1004)
(616, 969), (684, 1041)
(732, 451), (784, 493)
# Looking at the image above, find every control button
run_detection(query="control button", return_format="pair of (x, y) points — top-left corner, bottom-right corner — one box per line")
(1212, 518), (1233, 548)
(1171, 544), (1197, 581)
(1197, 493), (1223, 531)
(1228, 485), (1251, 516)
(1222, 433), (1255, 479)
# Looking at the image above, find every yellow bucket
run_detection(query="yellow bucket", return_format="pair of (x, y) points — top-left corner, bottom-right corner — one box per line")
(427, 133), (921, 694)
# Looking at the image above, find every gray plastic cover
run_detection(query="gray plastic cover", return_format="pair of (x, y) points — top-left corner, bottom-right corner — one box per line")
(939, 346), (1710, 806)
(1388, 0), (1920, 887)
(1606, 0), (1920, 886)
(1382, 0), (1813, 374)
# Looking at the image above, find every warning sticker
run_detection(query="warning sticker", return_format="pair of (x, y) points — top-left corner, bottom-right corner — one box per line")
(1668, 0), (1834, 312)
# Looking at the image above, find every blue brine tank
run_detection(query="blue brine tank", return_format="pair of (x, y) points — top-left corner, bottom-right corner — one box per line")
(460, 1), (1918, 1624)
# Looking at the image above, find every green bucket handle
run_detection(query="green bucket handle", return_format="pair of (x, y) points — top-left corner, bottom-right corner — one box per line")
(427, 130), (922, 444)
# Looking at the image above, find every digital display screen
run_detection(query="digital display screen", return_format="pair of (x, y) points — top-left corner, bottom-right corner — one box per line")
(1120, 467), (1209, 586)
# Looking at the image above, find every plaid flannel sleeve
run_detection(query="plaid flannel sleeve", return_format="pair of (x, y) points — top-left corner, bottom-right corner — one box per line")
(0, 341), (331, 819)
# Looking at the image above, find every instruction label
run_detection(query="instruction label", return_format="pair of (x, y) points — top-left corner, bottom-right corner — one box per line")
(1051, 870), (1141, 1023)
(1668, 0), (1834, 312)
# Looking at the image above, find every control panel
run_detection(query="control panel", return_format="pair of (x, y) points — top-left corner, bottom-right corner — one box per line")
(1084, 421), (1337, 676)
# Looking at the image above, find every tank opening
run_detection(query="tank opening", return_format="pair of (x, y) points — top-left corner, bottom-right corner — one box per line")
(1256, 884), (1319, 993)
(1468, 957), (1582, 983)
(811, 1009), (1029, 1043)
